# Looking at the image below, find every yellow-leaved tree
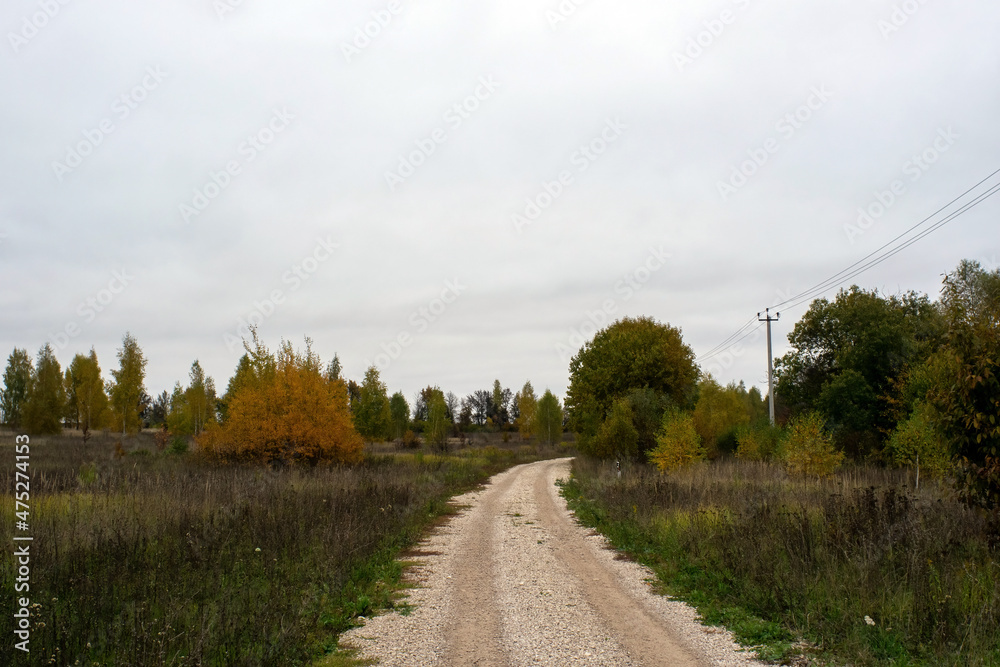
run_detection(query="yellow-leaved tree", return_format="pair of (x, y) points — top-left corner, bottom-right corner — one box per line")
(199, 332), (362, 464)
(648, 409), (705, 472)
(783, 412), (843, 478)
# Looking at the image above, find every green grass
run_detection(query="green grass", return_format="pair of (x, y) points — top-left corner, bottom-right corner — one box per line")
(561, 456), (1000, 666)
(0, 432), (560, 666)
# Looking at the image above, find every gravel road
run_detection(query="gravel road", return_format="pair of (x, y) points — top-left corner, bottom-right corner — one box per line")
(341, 457), (767, 666)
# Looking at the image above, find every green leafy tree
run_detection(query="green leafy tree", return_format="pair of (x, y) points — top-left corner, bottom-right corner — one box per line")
(184, 360), (216, 435)
(65, 348), (110, 442)
(166, 382), (190, 436)
(490, 379), (512, 429)
(354, 365), (391, 441)
(591, 396), (638, 459)
(775, 286), (944, 457)
(566, 316), (697, 457)
(148, 390), (169, 428)
(425, 389), (451, 450)
(649, 409), (705, 472)
(346, 380), (361, 413)
(389, 391), (410, 441)
(220, 354), (255, 422)
(108, 332), (147, 436)
(535, 389), (564, 446)
(1, 348), (33, 428)
(326, 353), (342, 382)
(692, 376), (752, 457)
(735, 422), (784, 462)
(515, 381), (538, 440)
(623, 386), (672, 457)
(24, 344), (66, 435)
(925, 260), (1000, 507)
(886, 402), (952, 481)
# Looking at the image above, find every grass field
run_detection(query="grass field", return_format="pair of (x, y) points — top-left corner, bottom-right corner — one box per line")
(562, 456), (1000, 666)
(1, 430), (561, 666)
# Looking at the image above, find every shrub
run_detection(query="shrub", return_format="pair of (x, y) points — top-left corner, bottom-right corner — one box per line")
(168, 436), (189, 455)
(735, 423), (784, 462)
(648, 409), (704, 472)
(399, 429), (420, 449)
(885, 402), (952, 479)
(783, 412), (843, 478)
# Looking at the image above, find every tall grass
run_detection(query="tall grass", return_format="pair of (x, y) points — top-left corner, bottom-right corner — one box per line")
(563, 457), (1000, 666)
(1, 433), (551, 666)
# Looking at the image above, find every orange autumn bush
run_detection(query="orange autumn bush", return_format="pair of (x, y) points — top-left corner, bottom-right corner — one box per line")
(199, 334), (362, 464)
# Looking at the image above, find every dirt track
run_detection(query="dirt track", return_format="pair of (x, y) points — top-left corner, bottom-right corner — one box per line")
(341, 458), (765, 666)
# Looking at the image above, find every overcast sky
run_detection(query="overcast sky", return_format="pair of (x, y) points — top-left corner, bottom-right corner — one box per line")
(2, 0), (998, 404)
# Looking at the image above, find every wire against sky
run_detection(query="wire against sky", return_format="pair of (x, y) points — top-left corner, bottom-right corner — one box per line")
(697, 167), (1000, 362)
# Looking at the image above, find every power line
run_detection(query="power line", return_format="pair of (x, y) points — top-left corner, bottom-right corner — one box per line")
(696, 167), (1000, 363)
(778, 178), (1000, 313)
(696, 317), (757, 360)
(697, 321), (763, 362)
(772, 167), (1000, 311)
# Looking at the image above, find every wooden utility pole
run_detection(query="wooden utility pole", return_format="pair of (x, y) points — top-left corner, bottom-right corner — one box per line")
(758, 308), (780, 425)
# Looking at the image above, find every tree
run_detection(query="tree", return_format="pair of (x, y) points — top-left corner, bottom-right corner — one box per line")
(108, 332), (147, 436)
(425, 388), (451, 450)
(885, 402), (952, 481)
(535, 389), (563, 446)
(774, 286), (943, 457)
(445, 391), (459, 423)
(389, 391), (410, 441)
(624, 386), (673, 457)
(199, 333), (362, 464)
(515, 381), (538, 440)
(925, 260), (1000, 507)
(220, 354), (255, 422)
(1, 348), (33, 428)
(566, 316), (698, 457)
(464, 390), (492, 426)
(458, 400), (473, 431)
(353, 366), (392, 441)
(649, 409), (705, 472)
(692, 376), (751, 458)
(490, 380), (513, 429)
(591, 397), (638, 459)
(23, 344), (66, 435)
(783, 412), (844, 478)
(65, 349), (110, 442)
(326, 354), (342, 382)
(346, 380), (361, 413)
(166, 381), (190, 436)
(735, 422), (784, 462)
(147, 390), (169, 428)
(185, 360), (216, 435)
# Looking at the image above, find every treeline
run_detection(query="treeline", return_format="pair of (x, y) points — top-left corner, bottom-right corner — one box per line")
(343, 371), (563, 447)
(1, 333), (147, 441)
(565, 259), (999, 508)
(0, 328), (565, 462)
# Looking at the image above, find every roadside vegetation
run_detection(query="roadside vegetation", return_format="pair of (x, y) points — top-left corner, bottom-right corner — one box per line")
(1, 326), (567, 665)
(564, 458), (1000, 665)
(563, 259), (999, 665)
(0, 431), (561, 666)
